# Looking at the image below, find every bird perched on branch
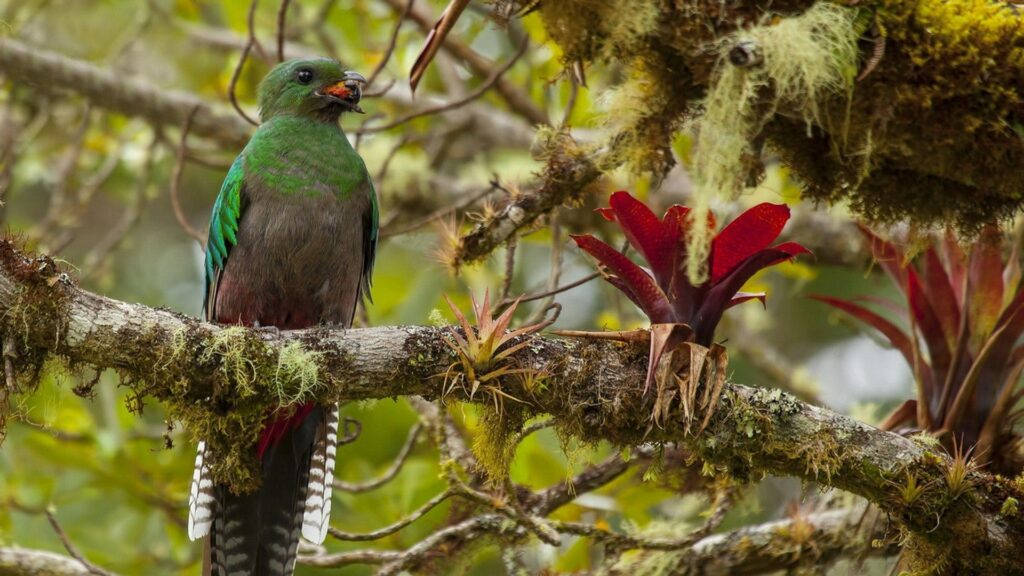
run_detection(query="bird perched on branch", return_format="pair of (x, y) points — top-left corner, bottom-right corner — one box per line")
(186, 58), (377, 576)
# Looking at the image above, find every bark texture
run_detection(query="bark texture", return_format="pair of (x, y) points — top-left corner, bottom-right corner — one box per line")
(0, 244), (1021, 574)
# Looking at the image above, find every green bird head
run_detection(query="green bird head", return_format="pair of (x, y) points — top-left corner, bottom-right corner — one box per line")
(257, 58), (366, 122)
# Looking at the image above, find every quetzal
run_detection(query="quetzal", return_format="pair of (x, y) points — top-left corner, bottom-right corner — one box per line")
(185, 58), (376, 576)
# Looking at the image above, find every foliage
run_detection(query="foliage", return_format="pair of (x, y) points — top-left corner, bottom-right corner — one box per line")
(813, 226), (1024, 471)
(571, 191), (808, 347)
(689, 2), (862, 282)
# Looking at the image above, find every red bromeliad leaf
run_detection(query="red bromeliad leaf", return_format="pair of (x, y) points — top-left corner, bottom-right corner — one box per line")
(603, 191), (683, 286)
(923, 247), (961, 347)
(1003, 242), (1022, 313)
(694, 246), (808, 345)
(859, 225), (907, 291)
(968, 225), (1004, 350)
(727, 292), (767, 309)
(809, 295), (922, 377)
(943, 229), (967, 305)
(879, 399), (919, 431)
(571, 234), (674, 323)
(596, 206), (616, 221)
(945, 298), (1024, 435)
(907, 269), (952, 382)
(710, 203), (791, 283)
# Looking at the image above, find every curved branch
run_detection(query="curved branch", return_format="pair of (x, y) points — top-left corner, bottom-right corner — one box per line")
(0, 38), (252, 148)
(0, 243), (1021, 573)
(0, 547), (121, 576)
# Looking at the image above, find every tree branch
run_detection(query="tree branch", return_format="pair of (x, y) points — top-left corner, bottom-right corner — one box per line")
(0, 38), (252, 148)
(635, 508), (896, 576)
(0, 547), (122, 576)
(0, 243), (1021, 573)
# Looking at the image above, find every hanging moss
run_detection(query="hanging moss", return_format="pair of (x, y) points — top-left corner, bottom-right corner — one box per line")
(472, 404), (527, 486)
(688, 2), (864, 281)
(536, 0), (1024, 249)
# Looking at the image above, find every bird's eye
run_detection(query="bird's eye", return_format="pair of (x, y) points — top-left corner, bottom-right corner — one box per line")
(296, 68), (314, 84)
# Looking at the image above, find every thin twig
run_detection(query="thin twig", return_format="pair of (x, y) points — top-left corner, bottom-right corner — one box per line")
(357, 36), (529, 135)
(549, 487), (734, 552)
(501, 238), (517, 301)
(328, 490), (452, 541)
(515, 418), (554, 444)
(229, 0), (261, 126)
(374, 133), (413, 185)
(334, 423), (421, 492)
(514, 272), (601, 307)
(380, 184), (497, 238)
(82, 133), (159, 277)
(169, 106), (207, 245)
(45, 509), (113, 576)
(276, 0), (292, 62)
(366, 0), (414, 88)
(561, 76), (578, 127)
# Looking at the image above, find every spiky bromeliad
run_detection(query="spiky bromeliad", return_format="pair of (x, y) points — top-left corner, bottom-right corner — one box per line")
(186, 59), (377, 576)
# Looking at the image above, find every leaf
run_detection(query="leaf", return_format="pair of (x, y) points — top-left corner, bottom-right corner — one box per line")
(693, 245), (809, 345)
(726, 292), (766, 310)
(444, 294), (478, 353)
(944, 298), (1024, 434)
(809, 295), (921, 376)
(409, 0), (472, 93)
(942, 229), (968, 305)
(645, 323), (692, 395)
(859, 225), (907, 291)
(572, 234), (674, 323)
(603, 191), (686, 288)
(698, 344), (728, 434)
(967, 225), (1004, 351)
(907, 269), (951, 384)
(923, 247), (961, 347)
(878, 399), (918, 431)
(710, 203), (791, 282)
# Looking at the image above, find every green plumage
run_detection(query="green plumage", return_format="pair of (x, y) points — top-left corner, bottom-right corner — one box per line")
(191, 57), (376, 576)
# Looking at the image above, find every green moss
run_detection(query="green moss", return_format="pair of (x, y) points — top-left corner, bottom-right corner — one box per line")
(688, 2), (863, 282)
(199, 327), (262, 398)
(274, 340), (323, 404)
(471, 404), (526, 486)
(0, 240), (75, 442)
(1000, 496), (1019, 518)
(539, 1), (1024, 241)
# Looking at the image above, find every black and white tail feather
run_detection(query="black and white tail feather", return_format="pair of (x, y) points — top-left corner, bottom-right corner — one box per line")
(188, 404), (340, 576)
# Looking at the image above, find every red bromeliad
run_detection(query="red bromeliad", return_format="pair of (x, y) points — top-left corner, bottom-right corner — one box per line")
(812, 226), (1024, 470)
(571, 191), (809, 395)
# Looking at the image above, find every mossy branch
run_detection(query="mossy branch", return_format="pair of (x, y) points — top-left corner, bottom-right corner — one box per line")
(0, 244), (1022, 572)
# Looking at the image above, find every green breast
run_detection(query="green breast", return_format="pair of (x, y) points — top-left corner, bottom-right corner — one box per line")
(243, 115), (368, 198)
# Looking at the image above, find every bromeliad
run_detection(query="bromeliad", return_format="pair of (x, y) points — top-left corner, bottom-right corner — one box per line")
(571, 191), (808, 426)
(813, 226), (1024, 472)
(187, 59), (377, 576)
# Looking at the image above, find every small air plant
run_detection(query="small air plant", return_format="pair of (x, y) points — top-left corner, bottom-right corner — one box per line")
(813, 225), (1024, 473)
(441, 291), (544, 411)
(571, 191), (808, 428)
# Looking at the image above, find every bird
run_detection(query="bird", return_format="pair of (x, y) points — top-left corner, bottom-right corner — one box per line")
(185, 58), (377, 576)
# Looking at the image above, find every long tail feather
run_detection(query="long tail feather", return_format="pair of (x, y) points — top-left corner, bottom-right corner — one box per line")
(302, 403), (339, 544)
(188, 441), (215, 540)
(202, 405), (324, 576)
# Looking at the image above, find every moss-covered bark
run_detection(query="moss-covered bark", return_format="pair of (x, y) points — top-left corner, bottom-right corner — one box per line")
(537, 0), (1024, 232)
(0, 243), (1022, 572)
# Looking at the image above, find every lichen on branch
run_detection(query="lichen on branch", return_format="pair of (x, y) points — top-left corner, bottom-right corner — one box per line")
(0, 241), (1022, 571)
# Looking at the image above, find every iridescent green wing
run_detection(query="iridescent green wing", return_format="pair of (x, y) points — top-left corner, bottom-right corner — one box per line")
(361, 176), (379, 302)
(203, 154), (246, 321)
